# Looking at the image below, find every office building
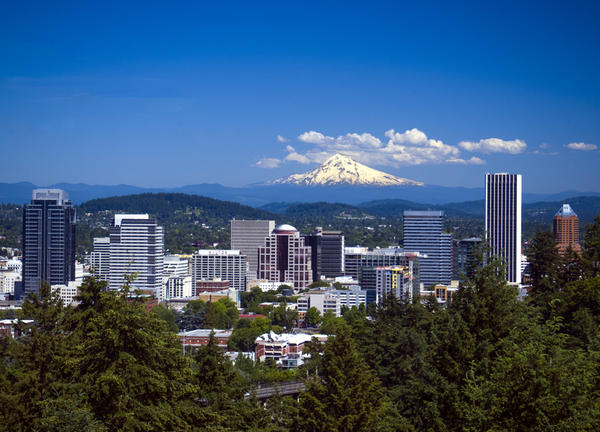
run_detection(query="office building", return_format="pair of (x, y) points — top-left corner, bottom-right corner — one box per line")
(375, 266), (413, 302)
(258, 224), (312, 290)
(22, 189), (76, 297)
(191, 250), (247, 292)
(403, 211), (452, 288)
(164, 255), (189, 278)
(108, 214), (164, 299)
(90, 237), (110, 281)
(297, 286), (368, 318)
(553, 204), (581, 255)
(165, 276), (192, 299)
(0, 271), (21, 294)
(452, 237), (482, 281)
(231, 220), (275, 279)
(343, 246), (369, 279)
(304, 227), (345, 280)
(485, 173), (522, 283)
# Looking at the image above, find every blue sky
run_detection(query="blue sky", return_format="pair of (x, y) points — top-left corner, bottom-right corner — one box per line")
(1, 1), (599, 192)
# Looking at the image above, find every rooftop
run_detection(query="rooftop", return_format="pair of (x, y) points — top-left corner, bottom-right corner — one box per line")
(555, 203), (578, 218)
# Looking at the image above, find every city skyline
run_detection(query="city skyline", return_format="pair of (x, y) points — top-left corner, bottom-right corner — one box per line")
(1, 2), (599, 193)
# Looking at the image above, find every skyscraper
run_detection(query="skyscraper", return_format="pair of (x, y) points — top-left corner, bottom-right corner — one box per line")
(108, 214), (164, 299)
(258, 224), (312, 290)
(304, 227), (345, 280)
(403, 211), (451, 288)
(231, 219), (275, 279)
(90, 237), (110, 282)
(485, 173), (522, 283)
(553, 203), (581, 255)
(22, 189), (76, 297)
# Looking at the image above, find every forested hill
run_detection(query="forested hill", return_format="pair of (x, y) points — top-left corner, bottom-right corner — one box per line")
(79, 193), (275, 221)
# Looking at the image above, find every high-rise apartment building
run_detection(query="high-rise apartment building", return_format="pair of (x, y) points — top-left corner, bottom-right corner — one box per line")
(191, 249), (247, 292)
(485, 173), (522, 283)
(258, 224), (312, 290)
(22, 189), (76, 297)
(553, 204), (581, 255)
(403, 211), (452, 288)
(90, 237), (110, 282)
(231, 220), (275, 279)
(304, 227), (345, 280)
(108, 214), (164, 299)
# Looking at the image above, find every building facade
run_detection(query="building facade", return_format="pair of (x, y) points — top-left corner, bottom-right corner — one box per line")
(258, 224), (312, 290)
(230, 220), (275, 279)
(553, 204), (581, 255)
(403, 210), (452, 288)
(108, 214), (165, 299)
(304, 227), (345, 280)
(90, 237), (110, 281)
(375, 266), (412, 302)
(191, 250), (247, 292)
(485, 173), (522, 283)
(22, 189), (76, 297)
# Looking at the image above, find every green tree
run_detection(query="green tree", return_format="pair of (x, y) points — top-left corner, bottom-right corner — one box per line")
(298, 326), (408, 432)
(305, 307), (322, 327)
(527, 230), (561, 311)
(583, 215), (600, 276)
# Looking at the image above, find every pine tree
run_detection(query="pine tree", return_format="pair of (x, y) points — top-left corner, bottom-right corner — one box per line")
(297, 326), (408, 432)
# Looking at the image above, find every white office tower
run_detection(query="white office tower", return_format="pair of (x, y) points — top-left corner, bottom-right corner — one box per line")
(485, 173), (522, 284)
(231, 220), (275, 279)
(164, 255), (189, 278)
(108, 214), (165, 299)
(403, 211), (452, 288)
(191, 250), (247, 292)
(90, 237), (110, 281)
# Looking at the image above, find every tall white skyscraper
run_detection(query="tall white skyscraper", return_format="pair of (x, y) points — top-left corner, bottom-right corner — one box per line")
(108, 214), (164, 299)
(231, 219), (275, 279)
(485, 173), (522, 284)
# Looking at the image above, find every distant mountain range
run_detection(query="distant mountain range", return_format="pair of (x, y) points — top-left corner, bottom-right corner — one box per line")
(2, 156), (599, 206)
(2, 181), (599, 207)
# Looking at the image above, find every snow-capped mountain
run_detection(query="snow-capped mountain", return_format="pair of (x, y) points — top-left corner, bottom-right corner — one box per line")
(271, 154), (424, 186)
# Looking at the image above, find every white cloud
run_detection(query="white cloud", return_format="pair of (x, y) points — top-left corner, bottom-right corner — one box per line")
(284, 145), (311, 164)
(539, 143), (549, 149)
(565, 142), (597, 151)
(255, 128), (527, 168)
(459, 138), (527, 154)
(446, 156), (486, 165)
(277, 135), (289, 143)
(253, 157), (282, 168)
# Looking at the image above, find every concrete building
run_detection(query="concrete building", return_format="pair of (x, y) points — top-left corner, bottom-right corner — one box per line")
(195, 279), (230, 295)
(164, 255), (190, 278)
(191, 249), (247, 292)
(165, 275), (192, 299)
(22, 189), (76, 297)
(297, 285), (368, 318)
(553, 204), (582, 255)
(485, 173), (522, 284)
(231, 220), (275, 279)
(258, 224), (312, 290)
(90, 237), (110, 282)
(343, 246), (369, 279)
(51, 280), (80, 305)
(255, 331), (328, 368)
(420, 280), (459, 305)
(375, 266), (413, 302)
(344, 247), (421, 304)
(403, 210), (452, 288)
(0, 271), (21, 294)
(108, 214), (165, 299)
(304, 227), (345, 280)
(178, 329), (232, 350)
